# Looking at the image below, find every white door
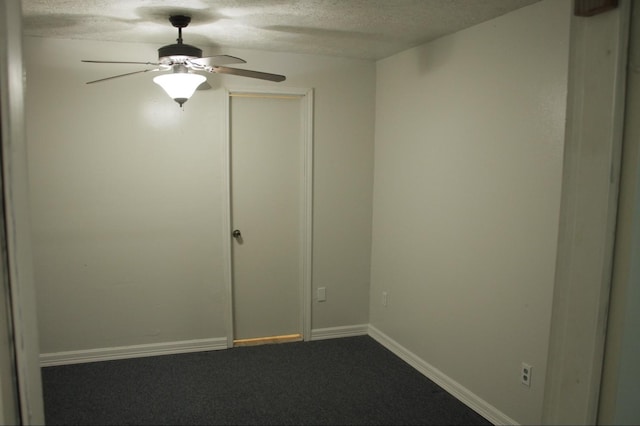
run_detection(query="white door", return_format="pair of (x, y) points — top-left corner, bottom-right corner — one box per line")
(229, 91), (311, 344)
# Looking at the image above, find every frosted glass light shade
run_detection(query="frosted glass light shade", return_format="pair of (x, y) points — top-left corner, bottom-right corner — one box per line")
(153, 73), (207, 106)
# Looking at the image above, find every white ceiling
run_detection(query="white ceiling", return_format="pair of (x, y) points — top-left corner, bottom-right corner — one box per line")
(21, 0), (541, 61)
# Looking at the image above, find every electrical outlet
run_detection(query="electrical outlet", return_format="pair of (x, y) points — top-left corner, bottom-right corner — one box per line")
(382, 291), (388, 307)
(521, 362), (532, 387)
(317, 287), (326, 302)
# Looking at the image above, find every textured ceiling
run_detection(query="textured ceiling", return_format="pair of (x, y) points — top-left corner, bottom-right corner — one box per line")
(21, 0), (541, 60)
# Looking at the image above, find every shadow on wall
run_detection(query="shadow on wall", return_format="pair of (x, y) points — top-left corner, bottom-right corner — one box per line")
(414, 36), (457, 75)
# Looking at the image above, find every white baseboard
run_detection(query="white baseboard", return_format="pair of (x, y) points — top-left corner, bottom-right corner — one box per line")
(368, 325), (518, 426)
(40, 325), (370, 366)
(40, 337), (227, 367)
(310, 324), (369, 340)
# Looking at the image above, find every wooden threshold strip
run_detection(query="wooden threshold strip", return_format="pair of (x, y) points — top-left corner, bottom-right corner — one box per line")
(233, 333), (303, 347)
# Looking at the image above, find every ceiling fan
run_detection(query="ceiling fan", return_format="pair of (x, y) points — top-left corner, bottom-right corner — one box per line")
(82, 15), (286, 106)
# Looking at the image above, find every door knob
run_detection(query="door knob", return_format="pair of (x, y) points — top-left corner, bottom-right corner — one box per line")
(232, 229), (242, 239)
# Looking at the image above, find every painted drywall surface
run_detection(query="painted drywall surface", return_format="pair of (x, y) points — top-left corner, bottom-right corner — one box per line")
(24, 37), (374, 353)
(369, 0), (569, 424)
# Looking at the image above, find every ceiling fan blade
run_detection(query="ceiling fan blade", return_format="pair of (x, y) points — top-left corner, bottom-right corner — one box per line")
(211, 66), (286, 82)
(82, 60), (160, 66)
(190, 55), (247, 67)
(197, 81), (212, 91)
(86, 68), (159, 84)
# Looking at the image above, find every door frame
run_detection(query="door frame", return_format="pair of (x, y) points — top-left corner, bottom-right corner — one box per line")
(1, 0), (45, 423)
(542, 2), (631, 424)
(222, 86), (314, 348)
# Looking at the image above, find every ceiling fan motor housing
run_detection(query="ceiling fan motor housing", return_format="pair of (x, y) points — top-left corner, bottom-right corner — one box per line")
(158, 43), (202, 61)
(158, 15), (202, 62)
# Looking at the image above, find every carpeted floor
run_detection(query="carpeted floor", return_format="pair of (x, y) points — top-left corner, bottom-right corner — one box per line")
(42, 335), (492, 425)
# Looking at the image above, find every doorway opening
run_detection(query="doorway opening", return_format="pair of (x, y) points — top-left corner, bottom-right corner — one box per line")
(223, 87), (314, 349)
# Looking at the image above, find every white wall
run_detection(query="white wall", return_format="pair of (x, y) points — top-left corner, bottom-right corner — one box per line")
(369, 1), (570, 424)
(24, 37), (374, 355)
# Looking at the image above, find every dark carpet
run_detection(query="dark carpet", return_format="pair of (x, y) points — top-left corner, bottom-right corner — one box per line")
(42, 335), (492, 425)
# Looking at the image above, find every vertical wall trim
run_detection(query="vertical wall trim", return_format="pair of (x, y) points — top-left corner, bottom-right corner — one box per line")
(222, 89), (234, 348)
(542, 2), (630, 424)
(598, 2), (640, 423)
(0, 0), (45, 423)
(302, 89), (314, 341)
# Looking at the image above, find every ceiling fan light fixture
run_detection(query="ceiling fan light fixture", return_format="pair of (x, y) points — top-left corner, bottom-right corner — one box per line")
(153, 72), (206, 106)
